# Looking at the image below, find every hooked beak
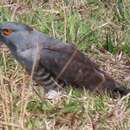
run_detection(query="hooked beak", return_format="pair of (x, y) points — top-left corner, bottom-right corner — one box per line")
(0, 28), (2, 35)
(0, 29), (4, 48)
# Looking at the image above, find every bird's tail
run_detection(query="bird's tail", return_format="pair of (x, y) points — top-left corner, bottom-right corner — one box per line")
(98, 71), (130, 97)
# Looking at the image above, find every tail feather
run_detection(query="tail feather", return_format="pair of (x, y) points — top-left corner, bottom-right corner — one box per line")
(98, 71), (130, 97)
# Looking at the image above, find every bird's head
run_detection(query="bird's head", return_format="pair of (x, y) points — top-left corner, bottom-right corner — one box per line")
(0, 22), (34, 53)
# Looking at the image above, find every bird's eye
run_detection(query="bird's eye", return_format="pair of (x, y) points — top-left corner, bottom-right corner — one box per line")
(2, 28), (12, 36)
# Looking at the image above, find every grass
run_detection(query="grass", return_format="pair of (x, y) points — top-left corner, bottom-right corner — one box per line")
(0, 0), (130, 129)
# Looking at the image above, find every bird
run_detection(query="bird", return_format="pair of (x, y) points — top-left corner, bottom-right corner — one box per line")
(0, 22), (129, 98)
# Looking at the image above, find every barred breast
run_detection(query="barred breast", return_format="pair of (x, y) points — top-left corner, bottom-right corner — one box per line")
(33, 66), (63, 91)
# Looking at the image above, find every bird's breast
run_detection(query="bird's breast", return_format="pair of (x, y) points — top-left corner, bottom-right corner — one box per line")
(15, 48), (39, 72)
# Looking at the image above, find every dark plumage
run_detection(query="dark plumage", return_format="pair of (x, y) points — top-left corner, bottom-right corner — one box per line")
(0, 22), (129, 96)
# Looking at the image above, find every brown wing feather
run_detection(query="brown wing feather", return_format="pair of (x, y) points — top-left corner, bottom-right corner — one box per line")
(40, 43), (130, 96)
(40, 44), (104, 90)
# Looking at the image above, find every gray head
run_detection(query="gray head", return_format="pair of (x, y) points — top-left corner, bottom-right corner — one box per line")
(0, 22), (34, 52)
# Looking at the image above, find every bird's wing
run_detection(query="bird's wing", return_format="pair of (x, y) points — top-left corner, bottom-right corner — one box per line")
(39, 42), (104, 90)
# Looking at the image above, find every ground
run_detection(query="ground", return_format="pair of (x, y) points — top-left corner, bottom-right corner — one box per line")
(0, 0), (130, 130)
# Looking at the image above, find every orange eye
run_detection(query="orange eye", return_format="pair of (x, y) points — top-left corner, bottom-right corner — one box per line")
(2, 28), (12, 36)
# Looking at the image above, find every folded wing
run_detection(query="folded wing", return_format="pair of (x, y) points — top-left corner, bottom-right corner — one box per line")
(39, 41), (130, 96)
(39, 43), (105, 90)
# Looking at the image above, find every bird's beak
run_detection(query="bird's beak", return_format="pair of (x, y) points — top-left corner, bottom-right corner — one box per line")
(0, 29), (3, 37)
(0, 29), (4, 48)
(0, 29), (2, 39)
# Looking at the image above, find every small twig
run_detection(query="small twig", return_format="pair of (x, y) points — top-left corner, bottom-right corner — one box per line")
(30, 38), (43, 101)
(11, 4), (20, 21)
(87, 113), (97, 130)
(0, 121), (25, 129)
(0, 4), (17, 8)
(56, 49), (77, 80)
(62, 1), (67, 42)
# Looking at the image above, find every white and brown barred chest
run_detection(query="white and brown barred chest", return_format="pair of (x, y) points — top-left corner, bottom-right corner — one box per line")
(33, 66), (60, 91)
(16, 48), (63, 91)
